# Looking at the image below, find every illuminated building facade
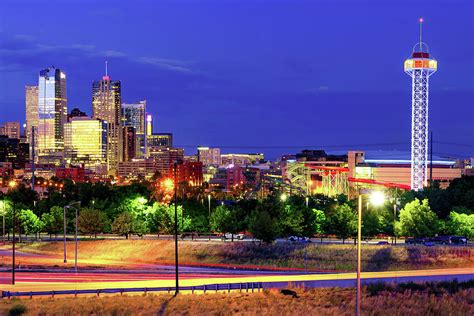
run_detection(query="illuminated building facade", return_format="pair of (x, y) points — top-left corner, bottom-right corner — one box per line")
(64, 117), (108, 174)
(0, 122), (21, 139)
(221, 153), (264, 166)
(37, 67), (68, 164)
(122, 100), (146, 157)
(123, 126), (136, 162)
(169, 161), (203, 187)
(92, 72), (122, 175)
(197, 147), (221, 165)
(147, 133), (173, 156)
(25, 85), (39, 145)
(0, 136), (29, 169)
(149, 147), (184, 174)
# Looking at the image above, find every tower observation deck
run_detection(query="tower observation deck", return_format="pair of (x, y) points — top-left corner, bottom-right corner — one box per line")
(404, 18), (437, 191)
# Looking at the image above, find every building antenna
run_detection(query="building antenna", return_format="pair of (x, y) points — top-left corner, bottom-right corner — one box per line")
(105, 60), (108, 76)
(419, 17), (424, 51)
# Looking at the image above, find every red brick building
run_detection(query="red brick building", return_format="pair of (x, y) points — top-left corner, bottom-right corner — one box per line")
(170, 161), (203, 187)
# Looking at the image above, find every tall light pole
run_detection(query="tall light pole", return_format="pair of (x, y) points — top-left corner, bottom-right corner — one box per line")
(356, 191), (385, 316)
(207, 194), (211, 220)
(63, 201), (80, 270)
(173, 161), (180, 295)
(12, 202), (15, 285)
(0, 200), (7, 243)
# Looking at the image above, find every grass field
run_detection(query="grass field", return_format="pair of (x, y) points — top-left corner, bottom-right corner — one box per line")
(1, 240), (473, 272)
(1, 282), (473, 315)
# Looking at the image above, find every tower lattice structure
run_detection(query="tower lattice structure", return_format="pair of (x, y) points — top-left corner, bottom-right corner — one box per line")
(404, 19), (437, 191)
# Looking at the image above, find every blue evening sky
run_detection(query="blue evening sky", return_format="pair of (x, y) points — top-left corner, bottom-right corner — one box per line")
(0, 0), (472, 158)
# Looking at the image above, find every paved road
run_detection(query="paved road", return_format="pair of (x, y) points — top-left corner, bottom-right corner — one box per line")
(1, 267), (473, 294)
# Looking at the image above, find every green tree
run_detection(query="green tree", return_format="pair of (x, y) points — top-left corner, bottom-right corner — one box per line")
(111, 212), (134, 239)
(446, 211), (474, 238)
(210, 205), (240, 240)
(395, 199), (439, 237)
(41, 206), (64, 239)
(278, 204), (304, 237)
(313, 209), (326, 236)
(19, 209), (43, 238)
(329, 203), (357, 243)
(248, 210), (279, 243)
(78, 208), (109, 238)
(132, 219), (149, 237)
(362, 210), (382, 237)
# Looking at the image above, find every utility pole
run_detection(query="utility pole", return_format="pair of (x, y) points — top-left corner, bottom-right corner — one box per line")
(173, 161), (179, 295)
(12, 203), (15, 285)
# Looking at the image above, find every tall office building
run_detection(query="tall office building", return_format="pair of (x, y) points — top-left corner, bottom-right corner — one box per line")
(0, 122), (21, 139)
(64, 117), (108, 174)
(92, 68), (122, 175)
(122, 100), (146, 157)
(37, 67), (67, 164)
(25, 85), (39, 145)
(122, 126), (136, 162)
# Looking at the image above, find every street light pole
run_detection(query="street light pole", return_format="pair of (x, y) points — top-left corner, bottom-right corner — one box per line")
(208, 194), (211, 220)
(12, 203), (15, 285)
(174, 161), (179, 295)
(63, 205), (67, 263)
(75, 206), (78, 273)
(356, 194), (362, 316)
(63, 201), (81, 268)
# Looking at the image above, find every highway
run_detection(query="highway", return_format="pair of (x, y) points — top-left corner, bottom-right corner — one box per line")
(1, 267), (473, 294)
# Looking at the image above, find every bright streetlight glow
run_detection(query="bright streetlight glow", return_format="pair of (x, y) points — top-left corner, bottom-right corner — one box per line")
(280, 193), (288, 202)
(8, 181), (16, 188)
(370, 191), (385, 206)
(162, 178), (174, 191)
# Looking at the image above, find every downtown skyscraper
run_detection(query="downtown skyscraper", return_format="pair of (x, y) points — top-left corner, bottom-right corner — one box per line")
(92, 69), (122, 175)
(25, 85), (39, 145)
(37, 67), (68, 164)
(122, 100), (147, 158)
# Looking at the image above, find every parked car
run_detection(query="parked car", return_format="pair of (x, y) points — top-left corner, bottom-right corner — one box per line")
(377, 241), (390, 245)
(288, 236), (311, 243)
(222, 233), (245, 240)
(430, 236), (452, 245)
(405, 237), (428, 245)
(450, 236), (468, 245)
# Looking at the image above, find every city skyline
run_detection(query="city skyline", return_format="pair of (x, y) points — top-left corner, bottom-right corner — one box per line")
(0, 0), (473, 159)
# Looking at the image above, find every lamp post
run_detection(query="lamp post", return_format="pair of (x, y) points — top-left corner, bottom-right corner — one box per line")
(12, 202), (15, 285)
(356, 191), (385, 316)
(173, 161), (180, 295)
(0, 200), (7, 243)
(63, 201), (81, 271)
(305, 196), (309, 208)
(207, 194), (211, 219)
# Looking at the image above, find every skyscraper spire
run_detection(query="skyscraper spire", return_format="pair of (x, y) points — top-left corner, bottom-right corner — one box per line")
(105, 60), (108, 76)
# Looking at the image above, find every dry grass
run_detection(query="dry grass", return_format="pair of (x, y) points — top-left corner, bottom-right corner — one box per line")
(0, 286), (473, 316)
(2, 240), (473, 272)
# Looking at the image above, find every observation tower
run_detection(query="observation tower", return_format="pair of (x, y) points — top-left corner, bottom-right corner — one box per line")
(404, 18), (438, 191)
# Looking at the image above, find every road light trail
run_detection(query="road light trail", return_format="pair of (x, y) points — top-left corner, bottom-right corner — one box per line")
(1, 268), (472, 293)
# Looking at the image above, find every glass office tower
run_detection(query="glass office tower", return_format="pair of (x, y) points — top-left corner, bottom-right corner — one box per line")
(92, 74), (122, 175)
(37, 67), (67, 164)
(64, 117), (108, 174)
(122, 100), (146, 157)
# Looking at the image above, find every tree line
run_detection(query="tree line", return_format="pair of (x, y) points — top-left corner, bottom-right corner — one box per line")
(0, 176), (472, 242)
